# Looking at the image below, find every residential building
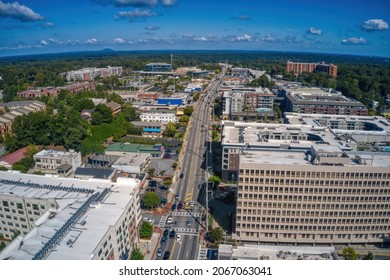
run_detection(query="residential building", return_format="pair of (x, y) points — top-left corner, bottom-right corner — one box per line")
(138, 92), (158, 101)
(65, 67), (122, 82)
(0, 171), (141, 260)
(0, 101), (46, 138)
(17, 87), (59, 99)
(221, 87), (274, 120)
(33, 149), (82, 176)
(284, 87), (368, 116)
(286, 61), (338, 77)
(106, 101), (121, 116)
(284, 113), (390, 143)
(0, 147), (27, 169)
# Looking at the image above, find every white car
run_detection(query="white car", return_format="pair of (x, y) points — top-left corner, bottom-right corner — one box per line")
(143, 217), (153, 224)
(176, 234), (182, 242)
(190, 201), (195, 207)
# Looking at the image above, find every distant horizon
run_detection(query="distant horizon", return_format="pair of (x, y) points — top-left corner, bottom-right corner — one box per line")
(1, 1), (389, 58)
(1, 48), (390, 62)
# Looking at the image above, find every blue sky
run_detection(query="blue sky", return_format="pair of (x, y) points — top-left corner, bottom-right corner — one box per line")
(0, 0), (389, 57)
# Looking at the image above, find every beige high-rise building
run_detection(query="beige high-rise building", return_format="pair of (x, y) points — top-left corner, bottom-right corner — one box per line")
(234, 146), (390, 245)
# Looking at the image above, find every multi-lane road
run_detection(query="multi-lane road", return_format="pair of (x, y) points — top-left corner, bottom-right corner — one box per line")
(148, 71), (225, 260)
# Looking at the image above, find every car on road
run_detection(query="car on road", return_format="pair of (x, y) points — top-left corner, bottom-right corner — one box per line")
(169, 229), (176, 238)
(179, 173), (184, 179)
(177, 202), (183, 210)
(156, 247), (162, 257)
(175, 194), (179, 200)
(160, 236), (167, 245)
(149, 180), (157, 188)
(171, 204), (176, 211)
(186, 219), (192, 226)
(176, 234), (182, 242)
(190, 201), (195, 207)
(163, 228), (169, 236)
(143, 217), (153, 224)
(163, 251), (170, 260)
(166, 217), (173, 224)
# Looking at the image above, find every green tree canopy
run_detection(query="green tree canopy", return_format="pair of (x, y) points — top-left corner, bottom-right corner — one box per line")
(342, 247), (359, 260)
(130, 247), (144, 260)
(208, 227), (224, 244)
(139, 221), (153, 238)
(91, 104), (113, 125)
(208, 175), (221, 186)
(183, 106), (194, 116)
(142, 192), (161, 209)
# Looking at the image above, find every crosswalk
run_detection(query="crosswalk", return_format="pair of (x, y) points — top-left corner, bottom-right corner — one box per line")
(171, 211), (201, 217)
(174, 227), (198, 234)
(158, 215), (169, 227)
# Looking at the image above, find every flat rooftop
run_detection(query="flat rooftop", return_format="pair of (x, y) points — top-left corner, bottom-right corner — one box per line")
(239, 150), (390, 168)
(219, 244), (338, 260)
(0, 171), (140, 260)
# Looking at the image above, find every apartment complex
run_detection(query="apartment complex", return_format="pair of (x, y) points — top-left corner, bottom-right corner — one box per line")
(65, 66), (122, 82)
(0, 101), (46, 138)
(284, 87), (368, 116)
(0, 171), (141, 260)
(221, 87), (275, 120)
(286, 61), (338, 77)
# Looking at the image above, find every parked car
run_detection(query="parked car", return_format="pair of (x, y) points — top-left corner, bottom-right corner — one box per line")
(163, 251), (170, 260)
(163, 228), (169, 236)
(171, 204), (176, 211)
(169, 229), (176, 239)
(156, 248), (162, 257)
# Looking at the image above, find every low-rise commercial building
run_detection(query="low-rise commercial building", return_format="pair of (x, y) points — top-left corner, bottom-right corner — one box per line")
(33, 149), (82, 176)
(140, 111), (177, 123)
(132, 121), (165, 138)
(105, 143), (164, 158)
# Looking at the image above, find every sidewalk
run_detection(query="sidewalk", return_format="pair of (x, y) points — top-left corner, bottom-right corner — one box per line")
(139, 226), (162, 260)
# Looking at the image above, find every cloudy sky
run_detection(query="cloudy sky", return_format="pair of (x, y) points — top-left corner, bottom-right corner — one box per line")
(0, 0), (389, 57)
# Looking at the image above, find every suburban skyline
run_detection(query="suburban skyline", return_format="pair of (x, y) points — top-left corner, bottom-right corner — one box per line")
(0, 0), (389, 58)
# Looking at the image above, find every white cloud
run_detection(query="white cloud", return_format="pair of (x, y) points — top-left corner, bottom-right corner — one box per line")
(262, 34), (278, 42)
(85, 38), (99, 44)
(306, 27), (322, 35)
(39, 40), (48, 46)
(361, 19), (389, 32)
(145, 24), (160, 30)
(44, 22), (55, 28)
(113, 37), (126, 44)
(161, 0), (176, 6)
(225, 34), (253, 42)
(0, 1), (45, 22)
(93, 0), (157, 7)
(114, 8), (157, 21)
(231, 15), (250, 20)
(341, 37), (367, 45)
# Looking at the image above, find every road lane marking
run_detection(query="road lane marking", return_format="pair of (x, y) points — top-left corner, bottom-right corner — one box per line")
(169, 238), (177, 260)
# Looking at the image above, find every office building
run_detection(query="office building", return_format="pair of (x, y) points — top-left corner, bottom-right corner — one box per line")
(286, 61), (337, 77)
(221, 121), (390, 245)
(144, 63), (172, 72)
(0, 171), (142, 260)
(235, 147), (390, 245)
(33, 149), (82, 176)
